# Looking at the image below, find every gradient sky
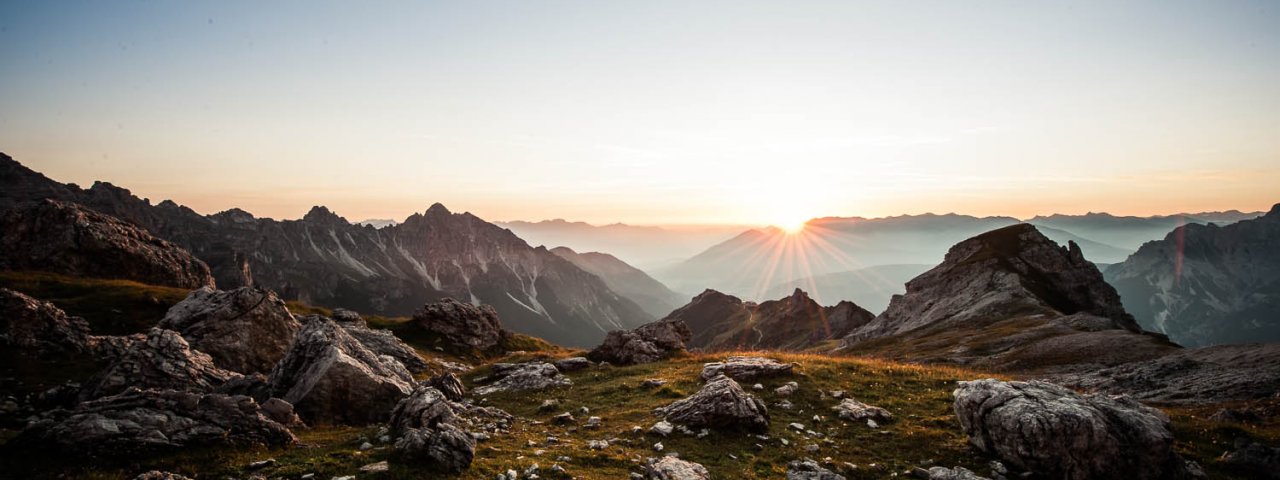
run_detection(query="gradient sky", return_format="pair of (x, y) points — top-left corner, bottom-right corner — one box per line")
(1, 1), (1277, 226)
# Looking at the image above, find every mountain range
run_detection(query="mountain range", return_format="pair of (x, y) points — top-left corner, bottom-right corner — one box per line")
(498, 219), (746, 269)
(0, 153), (651, 347)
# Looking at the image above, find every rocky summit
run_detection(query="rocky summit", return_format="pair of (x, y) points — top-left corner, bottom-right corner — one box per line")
(0, 199), (214, 289)
(668, 288), (874, 351)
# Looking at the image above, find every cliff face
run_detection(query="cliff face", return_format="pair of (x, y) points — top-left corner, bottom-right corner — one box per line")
(668, 288), (873, 351)
(0, 153), (650, 347)
(0, 199), (215, 289)
(1105, 204), (1280, 346)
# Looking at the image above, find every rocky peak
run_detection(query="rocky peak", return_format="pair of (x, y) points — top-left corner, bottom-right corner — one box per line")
(425, 202), (452, 217)
(1266, 202), (1280, 219)
(847, 224), (1139, 343)
(302, 205), (348, 225)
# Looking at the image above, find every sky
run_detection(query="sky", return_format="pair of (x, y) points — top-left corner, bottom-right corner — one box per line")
(1, 1), (1278, 227)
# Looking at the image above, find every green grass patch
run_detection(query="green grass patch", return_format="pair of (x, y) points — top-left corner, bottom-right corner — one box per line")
(0, 271), (193, 335)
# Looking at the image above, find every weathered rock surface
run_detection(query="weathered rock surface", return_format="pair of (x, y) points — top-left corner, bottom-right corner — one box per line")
(159, 287), (300, 374)
(953, 379), (1199, 480)
(0, 199), (214, 289)
(553, 356), (592, 372)
(133, 471), (194, 480)
(656, 375), (768, 432)
(260, 397), (304, 427)
(395, 423), (476, 472)
(645, 456), (711, 480)
(474, 362), (571, 396)
(831, 398), (892, 423)
(921, 466), (990, 480)
(23, 387), (295, 456)
(700, 356), (796, 381)
(427, 372), (466, 402)
(340, 321), (430, 373)
(588, 318), (692, 365)
(413, 298), (506, 352)
(1052, 343), (1280, 404)
(80, 328), (235, 400)
(786, 459), (845, 480)
(267, 316), (413, 424)
(389, 385), (458, 434)
(0, 288), (91, 355)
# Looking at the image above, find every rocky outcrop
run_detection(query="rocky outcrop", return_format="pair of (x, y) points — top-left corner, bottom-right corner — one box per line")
(22, 387), (295, 456)
(953, 379), (1200, 480)
(473, 362), (571, 396)
(587, 319), (691, 365)
(426, 372), (466, 402)
(645, 456), (711, 480)
(670, 288), (874, 351)
(552, 356), (592, 372)
(79, 328), (235, 400)
(413, 298), (506, 352)
(158, 287), (300, 374)
(786, 459), (845, 480)
(0, 154), (652, 348)
(389, 385), (458, 435)
(0, 288), (91, 355)
(839, 224), (1178, 372)
(700, 356), (796, 381)
(1053, 343), (1280, 404)
(656, 375), (768, 432)
(339, 321), (430, 373)
(0, 200), (214, 288)
(267, 316), (414, 424)
(1106, 204), (1280, 346)
(395, 423), (476, 472)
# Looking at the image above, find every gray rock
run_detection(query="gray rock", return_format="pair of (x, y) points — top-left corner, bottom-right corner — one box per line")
(553, 356), (592, 372)
(340, 322), (431, 373)
(922, 466), (990, 480)
(474, 362), (571, 396)
(412, 298), (506, 352)
(80, 328), (236, 400)
(1054, 343), (1280, 405)
(260, 397), (304, 427)
(645, 456), (710, 480)
(588, 319), (691, 365)
(331, 308), (365, 326)
(394, 423), (476, 472)
(427, 372), (467, 402)
(158, 286), (301, 374)
(267, 316), (414, 424)
(700, 356), (796, 381)
(831, 398), (892, 423)
(953, 379), (1199, 480)
(0, 288), (92, 355)
(133, 472), (194, 480)
(22, 387), (295, 456)
(389, 385), (457, 435)
(786, 458), (845, 480)
(656, 375), (768, 432)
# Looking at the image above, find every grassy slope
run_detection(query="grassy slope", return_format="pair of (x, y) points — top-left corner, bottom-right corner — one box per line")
(1, 271), (1277, 479)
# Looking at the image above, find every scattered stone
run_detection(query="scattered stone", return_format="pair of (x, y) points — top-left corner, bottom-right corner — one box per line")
(247, 458), (277, 469)
(832, 398), (892, 423)
(651, 420), (674, 436)
(427, 372), (467, 402)
(642, 379), (668, 388)
(587, 319), (692, 365)
(804, 444), (820, 453)
(700, 356), (795, 381)
(586, 416), (602, 428)
(360, 460), (390, 473)
(866, 419), (879, 429)
(776, 382), (799, 396)
(133, 472), (194, 480)
(789, 422), (805, 431)
(589, 439), (609, 450)
(917, 466), (991, 480)
(412, 298), (506, 352)
(829, 390), (845, 399)
(22, 387), (295, 456)
(159, 286), (301, 374)
(953, 379), (1201, 480)
(553, 356), (592, 372)
(539, 399), (560, 412)
(267, 316), (414, 424)
(657, 375), (769, 432)
(645, 456), (710, 480)
(359, 441), (374, 450)
(752, 384), (764, 390)
(786, 458), (845, 480)
(552, 412), (576, 424)
(474, 362), (571, 396)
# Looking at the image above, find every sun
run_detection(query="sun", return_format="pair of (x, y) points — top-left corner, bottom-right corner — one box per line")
(777, 215), (810, 234)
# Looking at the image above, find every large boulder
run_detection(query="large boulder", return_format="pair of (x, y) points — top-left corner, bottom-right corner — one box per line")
(587, 319), (691, 365)
(395, 423), (476, 472)
(339, 321), (431, 373)
(158, 287), (301, 374)
(22, 387), (295, 456)
(79, 328), (236, 400)
(389, 385), (458, 435)
(953, 379), (1200, 480)
(412, 298), (505, 352)
(786, 459), (845, 480)
(0, 288), (91, 355)
(656, 374), (768, 432)
(0, 199), (215, 289)
(473, 362), (571, 396)
(645, 456), (711, 480)
(267, 316), (414, 424)
(700, 356), (796, 381)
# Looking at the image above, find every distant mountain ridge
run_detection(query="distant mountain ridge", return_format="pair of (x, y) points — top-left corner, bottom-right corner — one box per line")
(0, 152), (651, 347)
(498, 219), (744, 269)
(549, 246), (685, 318)
(1029, 211), (1264, 250)
(667, 288), (874, 351)
(1105, 204), (1280, 346)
